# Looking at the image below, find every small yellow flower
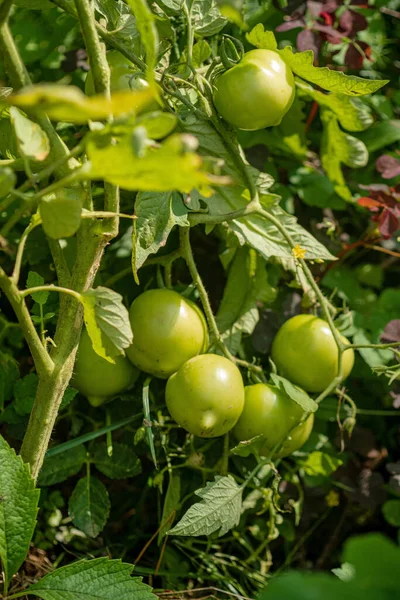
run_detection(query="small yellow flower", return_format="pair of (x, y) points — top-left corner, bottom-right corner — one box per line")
(325, 489), (340, 508)
(292, 244), (306, 259)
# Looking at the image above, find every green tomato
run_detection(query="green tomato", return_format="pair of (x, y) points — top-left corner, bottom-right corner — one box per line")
(72, 329), (139, 407)
(271, 315), (355, 393)
(234, 383), (314, 458)
(213, 49), (295, 131)
(166, 354), (245, 438)
(85, 50), (159, 113)
(126, 289), (209, 379)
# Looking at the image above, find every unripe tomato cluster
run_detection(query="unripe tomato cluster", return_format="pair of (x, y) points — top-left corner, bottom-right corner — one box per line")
(73, 284), (354, 458)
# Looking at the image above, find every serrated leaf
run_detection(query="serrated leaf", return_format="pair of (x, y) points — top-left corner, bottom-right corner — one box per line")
(38, 444), (86, 487)
(297, 82), (373, 132)
(87, 131), (214, 194)
(184, 116), (335, 262)
(281, 46), (388, 96)
(27, 271), (48, 305)
(301, 451), (342, 477)
(169, 475), (242, 537)
(230, 435), (265, 458)
(9, 106), (49, 161)
(191, 0), (227, 36)
(0, 435), (40, 586)
(158, 472), (181, 543)
(9, 85), (156, 123)
(81, 287), (133, 363)
(69, 476), (110, 538)
(133, 191), (189, 275)
(246, 24), (277, 50)
(270, 373), (317, 413)
(126, 0), (158, 82)
(321, 109), (368, 201)
(25, 557), (156, 600)
(92, 443), (142, 479)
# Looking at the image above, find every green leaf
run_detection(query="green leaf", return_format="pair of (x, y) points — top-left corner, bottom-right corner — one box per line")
(270, 373), (317, 413)
(38, 444), (86, 487)
(27, 271), (49, 305)
(281, 46), (389, 96)
(343, 533), (400, 594)
(353, 329), (388, 368)
(289, 167), (345, 210)
(168, 475), (242, 537)
(69, 476), (110, 538)
(158, 472), (181, 543)
(301, 451), (343, 477)
(0, 435), (39, 587)
(357, 120), (400, 152)
(321, 109), (368, 201)
(126, 0), (158, 81)
(60, 387), (79, 410)
(81, 286), (133, 363)
(92, 443), (142, 479)
(133, 191), (189, 275)
(0, 166), (17, 198)
(9, 85), (156, 123)
(258, 571), (360, 600)
(14, 372), (38, 416)
(9, 106), (49, 161)
(297, 83), (373, 132)
(25, 557), (156, 600)
(216, 248), (276, 353)
(191, 0), (227, 36)
(87, 131), (214, 194)
(382, 500), (400, 527)
(230, 435), (265, 458)
(134, 112), (177, 139)
(183, 116), (336, 262)
(246, 24), (277, 50)
(192, 40), (212, 67)
(39, 188), (83, 239)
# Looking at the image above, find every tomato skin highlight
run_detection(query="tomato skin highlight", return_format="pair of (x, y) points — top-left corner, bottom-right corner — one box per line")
(271, 315), (355, 393)
(166, 354), (245, 438)
(213, 49), (295, 131)
(234, 383), (314, 457)
(126, 289), (209, 379)
(72, 329), (139, 406)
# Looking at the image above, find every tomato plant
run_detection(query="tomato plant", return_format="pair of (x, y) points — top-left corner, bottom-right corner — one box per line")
(72, 329), (139, 406)
(166, 354), (244, 437)
(0, 0), (399, 598)
(271, 315), (355, 393)
(126, 288), (209, 378)
(213, 49), (295, 130)
(234, 383), (314, 457)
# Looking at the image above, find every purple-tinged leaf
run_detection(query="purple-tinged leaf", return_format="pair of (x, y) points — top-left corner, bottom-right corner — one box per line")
(376, 155), (400, 180)
(381, 320), (400, 344)
(297, 29), (320, 56)
(276, 19), (305, 32)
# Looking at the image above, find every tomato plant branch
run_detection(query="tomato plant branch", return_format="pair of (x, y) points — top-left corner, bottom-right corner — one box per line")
(0, 267), (54, 378)
(10, 217), (40, 285)
(179, 226), (264, 376)
(21, 285), (83, 302)
(49, 0), (146, 71)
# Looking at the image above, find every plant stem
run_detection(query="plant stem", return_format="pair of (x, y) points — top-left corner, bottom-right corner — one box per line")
(179, 226), (264, 376)
(11, 218), (39, 284)
(20, 285), (82, 302)
(0, 267), (54, 378)
(50, 0), (146, 71)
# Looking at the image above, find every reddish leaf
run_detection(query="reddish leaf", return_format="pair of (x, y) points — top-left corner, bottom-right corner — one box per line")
(307, 1), (324, 17)
(381, 320), (400, 344)
(376, 155), (400, 180)
(339, 9), (368, 36)
(378, 208), (399, 239)
(345, 42), (371, 69)
(357, 196), (383, 211)
(276, 19), (305, 32)
(297, 29), (320, 57)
